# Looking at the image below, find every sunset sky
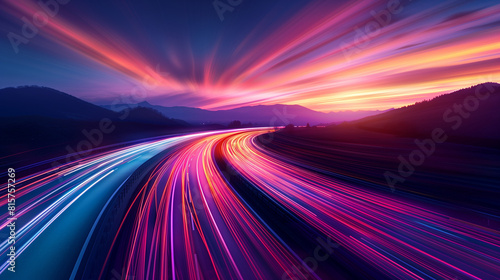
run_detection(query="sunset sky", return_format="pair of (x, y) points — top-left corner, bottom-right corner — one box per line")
(1, 0), (499, 112)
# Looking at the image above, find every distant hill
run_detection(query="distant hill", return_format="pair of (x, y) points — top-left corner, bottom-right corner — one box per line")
(102, 102), (386, 126)
(122, 107), (189, 126)
(266, 83), (500, 214)
(0, 86), (189, 127)
(349, 83), (500, 142)
(0, 86), (192, 166)
(0, 86), (117, 120)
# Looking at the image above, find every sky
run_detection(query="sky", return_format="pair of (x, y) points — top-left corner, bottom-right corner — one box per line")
(1, 0), (499, 112)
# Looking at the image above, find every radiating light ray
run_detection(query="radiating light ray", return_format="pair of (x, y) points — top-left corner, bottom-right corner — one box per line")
(3, 0), (499, 111)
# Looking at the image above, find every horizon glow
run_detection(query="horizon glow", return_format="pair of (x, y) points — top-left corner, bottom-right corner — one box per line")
(1, 0), (499, 112)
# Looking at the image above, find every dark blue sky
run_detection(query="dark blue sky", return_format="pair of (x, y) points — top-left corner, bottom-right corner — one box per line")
(1, 0), (499, 111)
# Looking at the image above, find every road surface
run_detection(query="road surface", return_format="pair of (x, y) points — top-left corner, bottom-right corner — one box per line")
(1, 128), (499, 279)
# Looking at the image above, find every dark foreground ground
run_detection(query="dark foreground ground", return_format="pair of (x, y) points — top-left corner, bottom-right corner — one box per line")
(259, 126), (500, 220)
(0, 118), (223, 175)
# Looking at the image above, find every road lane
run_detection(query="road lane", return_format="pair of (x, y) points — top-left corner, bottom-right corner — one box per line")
(104, 129), (311, 280)
(0, 131), (227, 280)
(2, 127), (499, 280)
(219, 130), (500, 280)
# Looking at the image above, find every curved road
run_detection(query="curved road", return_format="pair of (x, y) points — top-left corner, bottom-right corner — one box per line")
(220, 131), (500, 279)
(0, 130), (231, 280)
(1, 128), (499, 279)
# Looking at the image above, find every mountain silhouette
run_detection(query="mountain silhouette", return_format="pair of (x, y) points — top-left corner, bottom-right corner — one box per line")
(0, 86), (191, 166)
(103, 103), (386, 126)
(0, 86), (117, 120)
(0, 86), (189, 127)
(350, 82), (500, 142)
(122, 106), (189, 126)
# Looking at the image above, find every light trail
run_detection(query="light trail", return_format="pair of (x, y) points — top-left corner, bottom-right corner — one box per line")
(0, 130), (231, 280)
(220, 130), (500, 279)
(1, 128), (498, 279)
(106, 129), (311, 280)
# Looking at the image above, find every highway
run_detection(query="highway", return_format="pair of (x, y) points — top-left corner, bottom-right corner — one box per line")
(0, 130), (228, 280)
(100, 129), (310, 280)
(220, 131), (500, 279)
(1, 128), (499, 279)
